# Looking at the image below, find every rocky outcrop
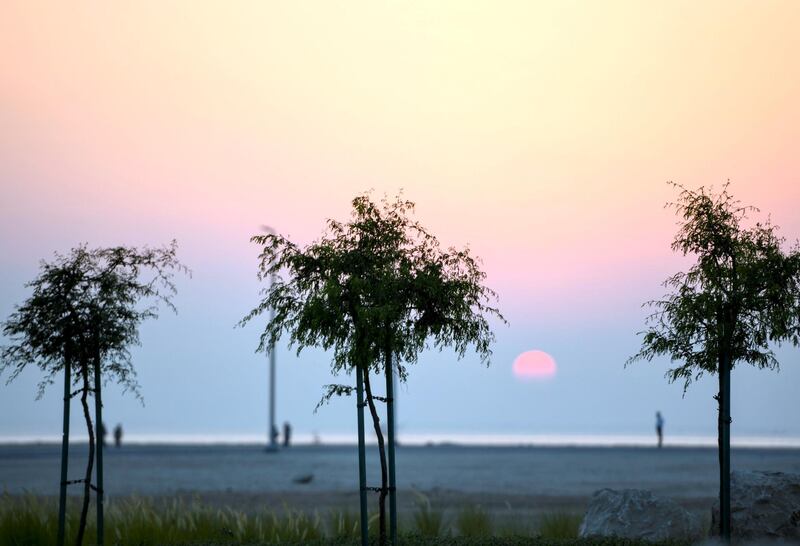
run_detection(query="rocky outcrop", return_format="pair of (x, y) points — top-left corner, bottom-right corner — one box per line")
(711, 470), (800, 541)
(579, 488), (702, 541)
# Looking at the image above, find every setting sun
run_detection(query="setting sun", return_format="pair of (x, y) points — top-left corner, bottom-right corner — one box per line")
(512, 350), (557, 381)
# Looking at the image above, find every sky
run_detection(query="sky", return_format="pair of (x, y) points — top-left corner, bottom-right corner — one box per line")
(1, 1), (799, 443)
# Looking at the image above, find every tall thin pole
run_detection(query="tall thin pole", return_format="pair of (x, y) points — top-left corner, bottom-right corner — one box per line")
(385, 355), (398, 545)
(356, 364), (369, 546)
(719, 352), (732, 541)
(261, 225), (279, 453)
(57, 349), (72, 546)
(268, 276), (277, 451)
(93, 342), (105, 546)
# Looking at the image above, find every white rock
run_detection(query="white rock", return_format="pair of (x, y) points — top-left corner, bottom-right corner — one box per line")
(711, 470), (800, 541)
(579, 488), (702, 541)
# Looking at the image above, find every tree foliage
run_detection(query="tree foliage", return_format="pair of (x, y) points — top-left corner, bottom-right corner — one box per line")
(628, 182), (800, 387)
(241, 193), (504, 386)
(1, 241), (188, 398)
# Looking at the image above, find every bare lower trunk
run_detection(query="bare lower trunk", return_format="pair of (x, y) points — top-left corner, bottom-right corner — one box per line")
(717, 387), (723, 535)
(76, 366), (95, 546)
(57, 348), (72, 546)
(718, 351), (731, 541)
(363, 371), (388, 545)
(384, 347), (397, 545)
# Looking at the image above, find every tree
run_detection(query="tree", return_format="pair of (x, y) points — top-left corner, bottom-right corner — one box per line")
(1, 241), (188, 546)
(241, 194), (504, 545)
(628, 183), (800, 541)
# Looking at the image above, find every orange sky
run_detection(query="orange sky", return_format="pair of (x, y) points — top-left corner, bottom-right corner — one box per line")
(3, 4), (799, 247)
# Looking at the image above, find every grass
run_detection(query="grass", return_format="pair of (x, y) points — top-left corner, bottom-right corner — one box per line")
(411, 492), (447, 537)
(0, 494), (694, 546)
(328, 508), (360, 540)
(0, 494), (324, 545)
(0, 495), (58, 545)
(455, 504), (492, 537)
(536, 512), (583, 540)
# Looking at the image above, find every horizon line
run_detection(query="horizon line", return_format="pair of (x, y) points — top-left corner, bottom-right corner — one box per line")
(2, 432), (799, 449)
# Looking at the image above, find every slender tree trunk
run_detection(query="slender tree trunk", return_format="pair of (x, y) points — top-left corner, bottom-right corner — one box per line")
(57, 348), (72, 546)
(92, 339), (104, 546)
(717, 378), (723, 536)
(355, 363), (369, 546)
(384, 350), (397, 545)
(718, 350), (732, 541)
(363, 370), (388, 545)
(76, 365), (95, 546)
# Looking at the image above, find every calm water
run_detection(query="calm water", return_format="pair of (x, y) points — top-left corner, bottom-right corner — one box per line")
(2, 443), (798, 498)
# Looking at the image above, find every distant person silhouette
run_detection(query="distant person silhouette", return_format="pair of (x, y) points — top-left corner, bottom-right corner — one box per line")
(100, 422), (107, 448)
(283, 422), (292, 447)
(656, 411), (664, 448)
(271, 424), (280, 446)
(113, 424), (123, 448)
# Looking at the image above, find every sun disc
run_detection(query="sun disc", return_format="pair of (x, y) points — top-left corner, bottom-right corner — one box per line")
(512, 350), (557, 380)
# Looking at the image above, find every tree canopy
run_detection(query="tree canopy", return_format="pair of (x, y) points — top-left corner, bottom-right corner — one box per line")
(1, 241), (188, 397)
(628, 182), (800, 388)
(241, 194), (504, 389)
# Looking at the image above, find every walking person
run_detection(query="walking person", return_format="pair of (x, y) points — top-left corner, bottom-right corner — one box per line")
(655, 411), (664, 448)
(283, 422), (292, 447)
(113, 424), (123, 448)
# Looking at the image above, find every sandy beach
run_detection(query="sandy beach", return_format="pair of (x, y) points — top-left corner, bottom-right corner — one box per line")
(3, 443), (798, 525)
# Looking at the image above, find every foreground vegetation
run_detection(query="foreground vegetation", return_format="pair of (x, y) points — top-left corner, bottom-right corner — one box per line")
(0, 494), (694, 546)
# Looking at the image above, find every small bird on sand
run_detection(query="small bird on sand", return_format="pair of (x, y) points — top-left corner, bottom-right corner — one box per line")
(293, 473), (314, 484)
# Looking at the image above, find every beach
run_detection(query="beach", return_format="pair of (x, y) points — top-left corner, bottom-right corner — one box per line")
(3, 443), (798, 525)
